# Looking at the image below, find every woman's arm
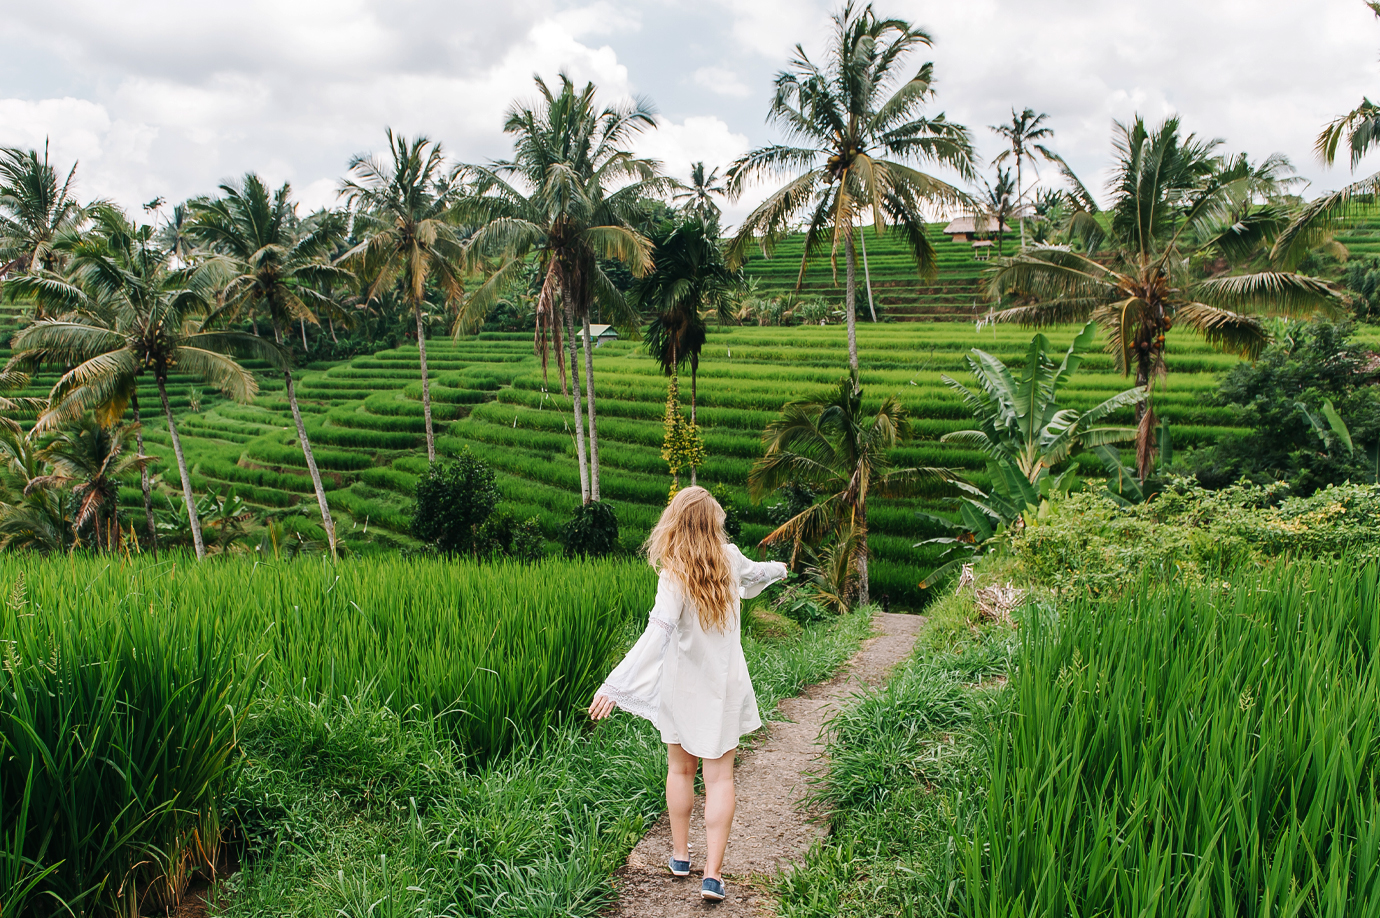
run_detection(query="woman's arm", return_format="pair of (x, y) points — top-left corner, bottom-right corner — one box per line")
(728, 544), (789, 599)
(590, 573), (682, 722)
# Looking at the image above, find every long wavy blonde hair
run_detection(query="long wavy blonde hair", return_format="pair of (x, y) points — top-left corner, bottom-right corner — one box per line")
(646, 487), (736, 632)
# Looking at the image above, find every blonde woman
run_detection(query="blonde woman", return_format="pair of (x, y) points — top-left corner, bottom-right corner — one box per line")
(589, 486), (788, 902)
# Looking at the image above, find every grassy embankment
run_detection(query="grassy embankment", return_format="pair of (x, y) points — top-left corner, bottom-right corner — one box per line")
(777, 556), (1380, 917)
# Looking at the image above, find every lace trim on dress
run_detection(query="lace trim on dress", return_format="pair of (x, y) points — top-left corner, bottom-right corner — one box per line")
(599, 614), (676, 723)
(599, 682), (660, 722)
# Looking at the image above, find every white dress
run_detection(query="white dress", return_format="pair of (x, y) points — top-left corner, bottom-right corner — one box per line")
(597, 544), (789, 759)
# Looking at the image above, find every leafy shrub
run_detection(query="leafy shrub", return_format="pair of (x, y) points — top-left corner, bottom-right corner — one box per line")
(411, 451), (500, 555)
(1344, 254), (1380, 322)
(773, 583), (830, 624)
(562, 501), (620, 559)
(1006, 479), (1380, 596)
(477, 510), (545, 562)
(1183, 320), (1380, 494)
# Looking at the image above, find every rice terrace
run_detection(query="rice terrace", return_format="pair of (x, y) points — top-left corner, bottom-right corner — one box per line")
(3, 1), (1380, 916)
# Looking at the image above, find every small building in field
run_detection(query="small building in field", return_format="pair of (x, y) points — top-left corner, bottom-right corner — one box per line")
(942, 215), (1012, 243)
(588, 324), (619, 347)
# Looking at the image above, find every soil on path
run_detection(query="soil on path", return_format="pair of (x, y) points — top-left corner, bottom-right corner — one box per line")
(606, 611), (925, 917)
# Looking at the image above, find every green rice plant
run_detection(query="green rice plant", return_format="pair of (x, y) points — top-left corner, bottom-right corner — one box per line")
(401, 382), (491, 405)
(308, 425), (422, 451)
(963, 558), (1380, 918)
(194, 457), (327, 494)
(326, 407), (429, 434)
(361, 393), (462, 420)
(358, 466), (419, 495)
(0, 572), (255, 914)
(245, 437), (373, 471)
(326, 486), (412, 533)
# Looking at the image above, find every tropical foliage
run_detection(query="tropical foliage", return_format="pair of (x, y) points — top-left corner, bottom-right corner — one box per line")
(5, 207), (284, 559)
(726, 0), (975, 379)
(0, 144), (88, 309)
(341, 130), (465, 463)
(189, 173), (352, 556)
(989, 116), (1344, 478)
(750, 375), (955, 604)
(990, 107), (1057, 246)
(460, 74), (663, 504)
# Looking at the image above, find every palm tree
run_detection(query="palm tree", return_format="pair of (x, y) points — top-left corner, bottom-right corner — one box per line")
(190, 173), (352, 558)
(0, 426), (68, 553)
(459, 74), (662, 503)
(749, 374), (955, 605)
(5, 208), (286, 560)
(990, 108), (1057, 247)
(0, 143), (88, 311)
(633, 216), (739, 422)
(672, 162), (726, 225)
(988, 116), (1344, 479)
(726, 1), (975, 385)
(31, 417), (149, 551)
(1274, 3), (1380, 265)
(340, 130), (465, 463)
(981, 167), (1017, 257)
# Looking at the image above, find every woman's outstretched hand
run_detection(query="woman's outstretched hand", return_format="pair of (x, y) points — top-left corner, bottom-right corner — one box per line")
(589, 693), (615, 721)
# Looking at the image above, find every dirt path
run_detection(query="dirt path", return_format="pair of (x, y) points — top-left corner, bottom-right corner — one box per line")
(606, 611), (925, 917)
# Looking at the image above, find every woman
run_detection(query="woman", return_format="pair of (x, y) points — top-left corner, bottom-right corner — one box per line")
(589, 487), (788, 902)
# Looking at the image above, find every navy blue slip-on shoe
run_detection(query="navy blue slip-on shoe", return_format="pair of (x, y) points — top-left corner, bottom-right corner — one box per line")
(668, 856), (691, 877)
(700, 877), (726, 901)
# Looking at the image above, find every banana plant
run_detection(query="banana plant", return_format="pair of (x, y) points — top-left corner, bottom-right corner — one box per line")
(919, 323), (1149, 587)
(939, 321), (1147, 483)
(1296, 397), (1380, 483)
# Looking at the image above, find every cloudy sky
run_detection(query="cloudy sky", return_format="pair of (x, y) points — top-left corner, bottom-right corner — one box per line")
(3, 0), (1379, 228)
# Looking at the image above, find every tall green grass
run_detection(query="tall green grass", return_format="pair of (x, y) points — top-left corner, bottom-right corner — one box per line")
(965, 559), (1380, 917)
(0, 554), (654, 915)
(0, 572), (254, 915)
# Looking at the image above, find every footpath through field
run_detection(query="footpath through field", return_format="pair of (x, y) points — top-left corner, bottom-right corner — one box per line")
(607, 611), (925, 917)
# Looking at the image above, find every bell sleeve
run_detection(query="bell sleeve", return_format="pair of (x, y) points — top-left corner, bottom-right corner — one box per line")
(596, 573), (682, 725)
(729, 544), (790, 599)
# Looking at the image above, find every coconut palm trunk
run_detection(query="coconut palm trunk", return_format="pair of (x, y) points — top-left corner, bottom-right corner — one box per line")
(845, 229), (860, 387)
(157, 376), (205, 560)
(414, 303), (436, 463)
(565, 309), (590, 503)
(285, 369), (338, 559)
(131, 390), (156, 556)
(859, 223), (877, 322)
(580, 316), (601, 501)
(1016, 157), (1025, 247)
(690, 354), (698, 487)
(855, 500), (870, 605)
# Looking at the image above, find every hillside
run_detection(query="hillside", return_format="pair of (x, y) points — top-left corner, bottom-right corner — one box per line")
(739, 220), (990, 321)
(7, 204), (1379, 605)
(0, 321), (1244, 606)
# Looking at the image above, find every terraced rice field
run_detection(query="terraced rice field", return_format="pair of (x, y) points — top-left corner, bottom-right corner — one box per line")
(9, 203), (1374, 604)
(740, 221), (991, 321)
(0, 319), (1241, 606)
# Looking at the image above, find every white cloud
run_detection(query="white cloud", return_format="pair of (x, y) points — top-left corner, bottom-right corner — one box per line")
(691, 66), (751, 98)
(635, 115), (748, 176)
(2, 0), (1379, 224)
(0, 97), (112, 163)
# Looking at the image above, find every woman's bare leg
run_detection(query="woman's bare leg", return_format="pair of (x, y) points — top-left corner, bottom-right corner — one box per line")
(666, 743), (697, 861)
(701, 748), (737, 880)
